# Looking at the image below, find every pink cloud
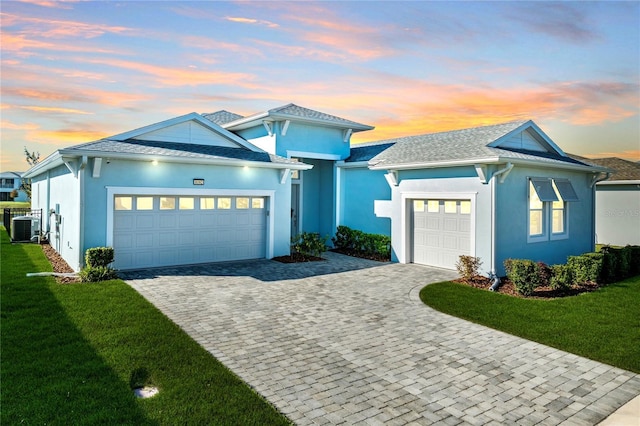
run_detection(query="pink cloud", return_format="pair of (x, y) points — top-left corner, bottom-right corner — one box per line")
(224, 16), (279, 28)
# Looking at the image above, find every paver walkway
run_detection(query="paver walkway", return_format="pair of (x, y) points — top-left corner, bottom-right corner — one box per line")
(123, 252), (640, 425)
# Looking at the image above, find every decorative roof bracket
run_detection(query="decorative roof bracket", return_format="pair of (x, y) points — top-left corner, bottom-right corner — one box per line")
(343, 128), (353, 143)
(384, 170), (398, 187)
(280, 168), (291, 184)
(262, 120), (274, 137)
(281, 120), (290, 136)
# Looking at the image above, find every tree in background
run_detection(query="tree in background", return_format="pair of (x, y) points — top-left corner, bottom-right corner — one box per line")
(20, 147), (40, 201)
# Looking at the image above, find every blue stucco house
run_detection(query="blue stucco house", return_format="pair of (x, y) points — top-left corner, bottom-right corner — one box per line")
(25, 104), (608, 275)
(0, 171), (28, 202)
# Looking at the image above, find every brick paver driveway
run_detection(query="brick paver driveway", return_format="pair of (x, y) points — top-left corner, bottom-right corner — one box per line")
(123, 252), (640, 425)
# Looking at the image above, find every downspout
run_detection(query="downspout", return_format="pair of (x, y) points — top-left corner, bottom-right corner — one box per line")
(77, 156), (88, 271)
(488, 163), (513, 278)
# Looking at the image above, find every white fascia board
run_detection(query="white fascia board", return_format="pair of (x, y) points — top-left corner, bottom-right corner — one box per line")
(597, 180), (640, 185)
(111, 112), (262, 152)
(368, 157), (500, 170)
(369, 156), (607, 173)
(53, 149), (313, 171)
(225, 112), (374, 132)
(335, 161), (369, 169)
(22, 152), (65, 178)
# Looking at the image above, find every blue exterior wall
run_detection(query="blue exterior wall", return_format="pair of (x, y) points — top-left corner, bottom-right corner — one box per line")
(494, 166), (595, 274)
(237, 122), (350, 159)
(339, 166), (391, 235)
(80, 158), (292, 264)
(375, 165), (494, 267)
(298, 158), (335, 238)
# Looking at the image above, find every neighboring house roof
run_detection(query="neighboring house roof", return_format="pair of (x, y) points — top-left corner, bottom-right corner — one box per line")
(572, 157), (640, 183)
(222, 103), (374, 132)
(345, 142), (396, 163)
(0, 171), (23, 179)
(369, 120), (602, 172)
(202, 110), (244, 126)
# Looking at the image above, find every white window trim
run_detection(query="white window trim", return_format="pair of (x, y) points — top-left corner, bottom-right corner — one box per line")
(106, 186), (276, 258)
(527, 178), (570, 243)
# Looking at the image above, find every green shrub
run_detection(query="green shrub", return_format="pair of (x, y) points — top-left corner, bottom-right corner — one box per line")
(331, 225), (390, 259)
(504, 259), (541, 296)
(79, 266), (118, 283)
(291, 232), (328, 258)
(536, 262), (552, 287)
(629, 246), (640, 275)
(567, 253), (603, 284)
(85, 247), (115, 268)
(456, 255), (482, 281)
(550, 264), (573, 291)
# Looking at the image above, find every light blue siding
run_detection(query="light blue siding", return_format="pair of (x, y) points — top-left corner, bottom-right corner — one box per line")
(340, 167), (391, 235)
(298, 158), (335, 238)
(237, 122), (349, 159)
(494, 167), (595, 275)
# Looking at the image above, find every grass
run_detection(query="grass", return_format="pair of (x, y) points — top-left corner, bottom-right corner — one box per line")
(420, 277), (640, 373)
(0, 201), (30, 209)
(0, 229), (290, 425)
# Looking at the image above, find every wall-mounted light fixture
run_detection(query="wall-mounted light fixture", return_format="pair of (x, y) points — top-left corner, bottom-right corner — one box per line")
(151, 160), (158, 166)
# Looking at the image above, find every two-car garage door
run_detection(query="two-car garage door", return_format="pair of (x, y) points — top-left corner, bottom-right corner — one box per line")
(412, 199), (471, 270)
(113, 195), (267, 270)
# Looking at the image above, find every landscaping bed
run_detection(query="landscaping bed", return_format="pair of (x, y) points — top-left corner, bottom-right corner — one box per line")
(455, 275), (600, 299)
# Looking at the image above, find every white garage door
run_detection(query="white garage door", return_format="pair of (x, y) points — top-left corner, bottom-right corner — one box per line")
(113, 195), (267, 269)
(412, 199), (471, 269)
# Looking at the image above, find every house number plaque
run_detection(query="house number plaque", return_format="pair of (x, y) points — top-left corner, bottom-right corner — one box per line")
(193, 178), (205, 185)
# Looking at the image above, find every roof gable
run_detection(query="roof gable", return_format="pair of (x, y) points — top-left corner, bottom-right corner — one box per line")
(110, 112), (258, 151)
(223, 103), (374, 132)
(488, 120), (565, 155)
(368, 120), (596, 172)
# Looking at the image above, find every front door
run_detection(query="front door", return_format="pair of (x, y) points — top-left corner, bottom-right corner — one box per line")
(291, 183), (300, 237)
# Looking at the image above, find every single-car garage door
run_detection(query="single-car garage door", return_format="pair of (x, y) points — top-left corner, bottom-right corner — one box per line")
(113, 195), (267, 269)
(412, 199), (471, 269)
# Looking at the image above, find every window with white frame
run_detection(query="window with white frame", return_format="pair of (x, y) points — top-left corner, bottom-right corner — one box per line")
(528, 177), (578, 242)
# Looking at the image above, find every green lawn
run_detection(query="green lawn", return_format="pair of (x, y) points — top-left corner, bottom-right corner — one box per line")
(0, 229), (290, 425)
(420, 278), (640, 373)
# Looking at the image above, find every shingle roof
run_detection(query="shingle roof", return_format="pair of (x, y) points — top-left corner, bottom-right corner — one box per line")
(575, 157), (640, 181)
(346, 142), (396, 163)
(268, 104), (373, 129)
(201, 110), (244, 126)
(369, 120), (591, 169)
(62, 139), (298, 165)
(223, 103), (374, 131)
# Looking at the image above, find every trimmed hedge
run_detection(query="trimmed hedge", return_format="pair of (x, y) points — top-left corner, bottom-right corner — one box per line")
(80, 247), (117, 283)
(503, 245), (639, 296)
(504, 259), (542, 296)
(332, 226), (390, 259)
(85, 247), (114, 267)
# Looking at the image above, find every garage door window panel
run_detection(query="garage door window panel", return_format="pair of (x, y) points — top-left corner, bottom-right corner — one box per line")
(115, 196), (132, 210)
(160, 197), (175, 210)
(200, 197), (215, 210)
(218, 197), (231, 209)
(252, 198), (264, 209)
(236, 197), (249, 209)
(137, 197), (154, 210)
(179, 197), (194, 210)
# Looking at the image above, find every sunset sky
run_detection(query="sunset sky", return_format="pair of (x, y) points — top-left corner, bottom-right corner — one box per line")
(1, 0), (639, 172)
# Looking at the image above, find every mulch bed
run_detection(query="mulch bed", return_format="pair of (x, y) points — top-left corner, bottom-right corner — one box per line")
(272, 253), (325, 263)
(455, 275), (601, 299)
(329, 248), (390, 262)
(40, 242), (80, 283)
